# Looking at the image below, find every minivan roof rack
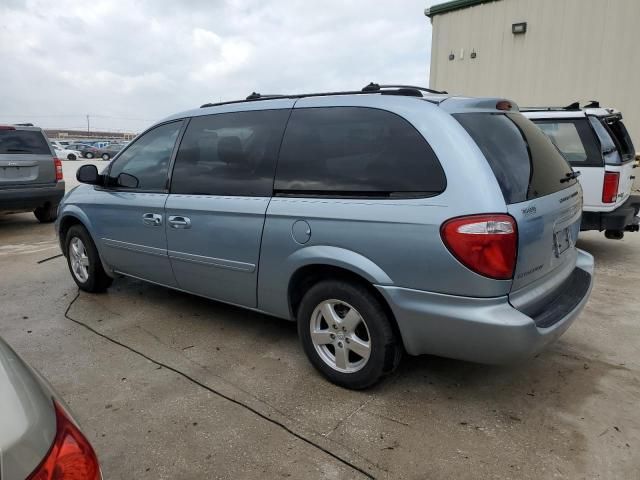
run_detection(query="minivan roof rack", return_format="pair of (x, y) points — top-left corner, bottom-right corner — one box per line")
(361, 83), (448, 95)
(13, 122), (35, 127)
(199, 83), (448, 109)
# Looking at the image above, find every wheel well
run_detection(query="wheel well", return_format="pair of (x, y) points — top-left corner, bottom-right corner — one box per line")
(288, 264), (401, 339)
(58, 216), (84, 253)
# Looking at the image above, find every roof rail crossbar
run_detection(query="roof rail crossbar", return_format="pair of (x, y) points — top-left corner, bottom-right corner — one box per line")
(520, 103), (582, 112)
(245, 92), (287, 100)
(362, 82), (447, 95)
(379, 84), (448, 95)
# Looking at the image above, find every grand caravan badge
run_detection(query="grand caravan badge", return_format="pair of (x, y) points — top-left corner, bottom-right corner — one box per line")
(521, 205), (537, 217)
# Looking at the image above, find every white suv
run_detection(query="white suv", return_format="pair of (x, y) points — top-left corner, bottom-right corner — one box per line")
(523, 103), (639, 239)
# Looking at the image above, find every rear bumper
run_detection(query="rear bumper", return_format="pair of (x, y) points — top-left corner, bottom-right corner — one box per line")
(0, 182), (65, 211)
(377, 249), (594, 364)
(581, 195), (640, 232)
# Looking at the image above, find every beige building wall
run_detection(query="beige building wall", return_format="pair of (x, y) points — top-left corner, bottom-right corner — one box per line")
(428, 0), (640, 144)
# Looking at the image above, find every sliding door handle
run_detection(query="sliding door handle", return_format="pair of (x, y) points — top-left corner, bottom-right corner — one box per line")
(142, 213), (163, 226)
(168, 215), (191, 229)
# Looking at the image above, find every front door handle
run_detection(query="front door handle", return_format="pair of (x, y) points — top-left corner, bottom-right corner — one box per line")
(142, 213), (163, 226)
(168, 215), (191, 229)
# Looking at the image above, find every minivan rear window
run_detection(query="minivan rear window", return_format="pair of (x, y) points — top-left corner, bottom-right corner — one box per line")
(454, 113), (575, 204)
(275, 107), (446, 197)
(0, 130), (50, 155)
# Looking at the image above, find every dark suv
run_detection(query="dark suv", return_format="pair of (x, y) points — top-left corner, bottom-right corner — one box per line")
(0, 125), (65, 222)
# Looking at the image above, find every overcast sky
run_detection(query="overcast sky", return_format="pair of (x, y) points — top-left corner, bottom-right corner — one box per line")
(0, 0), (435, 132)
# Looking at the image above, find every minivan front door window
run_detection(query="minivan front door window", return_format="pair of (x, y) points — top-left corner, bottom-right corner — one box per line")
(108, 121), (182, 191)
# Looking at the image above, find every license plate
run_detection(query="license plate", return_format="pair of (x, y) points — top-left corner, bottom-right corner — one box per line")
(554, 227), (572, 257)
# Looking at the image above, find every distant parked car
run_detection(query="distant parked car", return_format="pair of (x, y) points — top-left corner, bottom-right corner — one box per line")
(66, 143), (100, 159)
(96, 143), (125, 160)
(0, 124), (65, 222)
(58, 85), (594, 389)
(53, 145), (83, 161)
(0, 335), (102, 479)
(523, 103), (639, 239)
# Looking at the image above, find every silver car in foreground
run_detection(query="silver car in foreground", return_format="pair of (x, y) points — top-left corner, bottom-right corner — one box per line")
(56, 84), (594, 389)
(0, 336), (101, 479)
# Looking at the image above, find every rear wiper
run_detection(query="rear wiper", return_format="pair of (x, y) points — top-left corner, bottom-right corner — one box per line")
(560, 171), (581, 183)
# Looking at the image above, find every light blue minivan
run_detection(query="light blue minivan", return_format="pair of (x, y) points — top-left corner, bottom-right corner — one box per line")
(56, 85), (594, 389)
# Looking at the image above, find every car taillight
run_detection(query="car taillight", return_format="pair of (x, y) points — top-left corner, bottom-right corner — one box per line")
(27, 401), (101, 480)
(441, 214), (517, 280)
(602, 171), (619, 203)
(54, 158), (63, 181)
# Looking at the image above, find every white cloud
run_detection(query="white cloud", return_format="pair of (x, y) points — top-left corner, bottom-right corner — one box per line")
(0, 0), (435, 132)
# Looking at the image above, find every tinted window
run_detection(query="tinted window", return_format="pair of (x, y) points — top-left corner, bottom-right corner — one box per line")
(455, 113), (575, 204)
(0, 130), (50, 155)
(275, 107), (445, 196)
(603, 117), (635, 161)
(535, 119), (602, 166)
(108, 121), (181, 191)
(170, 110), (289, 196)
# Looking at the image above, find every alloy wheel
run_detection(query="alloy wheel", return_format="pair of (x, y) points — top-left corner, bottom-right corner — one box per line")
(69, 237), (90, 283)
(309, 299), (371, 373)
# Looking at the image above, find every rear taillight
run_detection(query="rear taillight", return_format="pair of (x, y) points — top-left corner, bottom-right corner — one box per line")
(441, 214), (518, 280)
(54, 158), (63, 181)
(27, 401), (101, 480)
(602, 172), (620, 203)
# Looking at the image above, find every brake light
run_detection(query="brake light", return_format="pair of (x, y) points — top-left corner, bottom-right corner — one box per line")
(496, 100), (513, 111)
(602, 171), (619, 203)
(441, 214), (518, 280)
(0, 125), (16, 130)
(27, 401), (101, 480)
(54, 158), (63, 181)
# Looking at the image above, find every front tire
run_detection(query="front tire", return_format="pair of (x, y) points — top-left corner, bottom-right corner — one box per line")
(101, 153), (110, 161)
(85, 152), (94, 159)
(67, 153), (76, 161)
(34, 204), (58, 223)
(297, 280), (401, 389)
(65, 225), (113, 292)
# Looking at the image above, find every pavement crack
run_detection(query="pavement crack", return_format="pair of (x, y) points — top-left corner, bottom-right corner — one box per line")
(324, 396), (374, 437)
(64, 291), (375, 479)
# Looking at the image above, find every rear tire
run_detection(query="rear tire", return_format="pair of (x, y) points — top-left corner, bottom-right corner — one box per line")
(604, 229), (624, 240)
(101, 153), (110, 161)
(67, 154), (76, 161)
(297, 280), (401, 389)
(34, 204), (58, 223)
(65, 225), (113, 292)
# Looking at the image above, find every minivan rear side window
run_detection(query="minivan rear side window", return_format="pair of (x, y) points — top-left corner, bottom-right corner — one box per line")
(171, 110), (290, 197)
(454, 113), (575, 204)
(274, 107), (446, 197)
(534, 119), (602, 167)
(0, 130), (50, 155)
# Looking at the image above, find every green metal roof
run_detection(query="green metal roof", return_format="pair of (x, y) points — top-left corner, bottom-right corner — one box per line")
(425, 0), (502, 18)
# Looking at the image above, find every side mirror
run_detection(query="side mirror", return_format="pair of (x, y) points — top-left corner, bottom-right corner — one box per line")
(76, 164), (100, 185)
(117, 172), (139, 189)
